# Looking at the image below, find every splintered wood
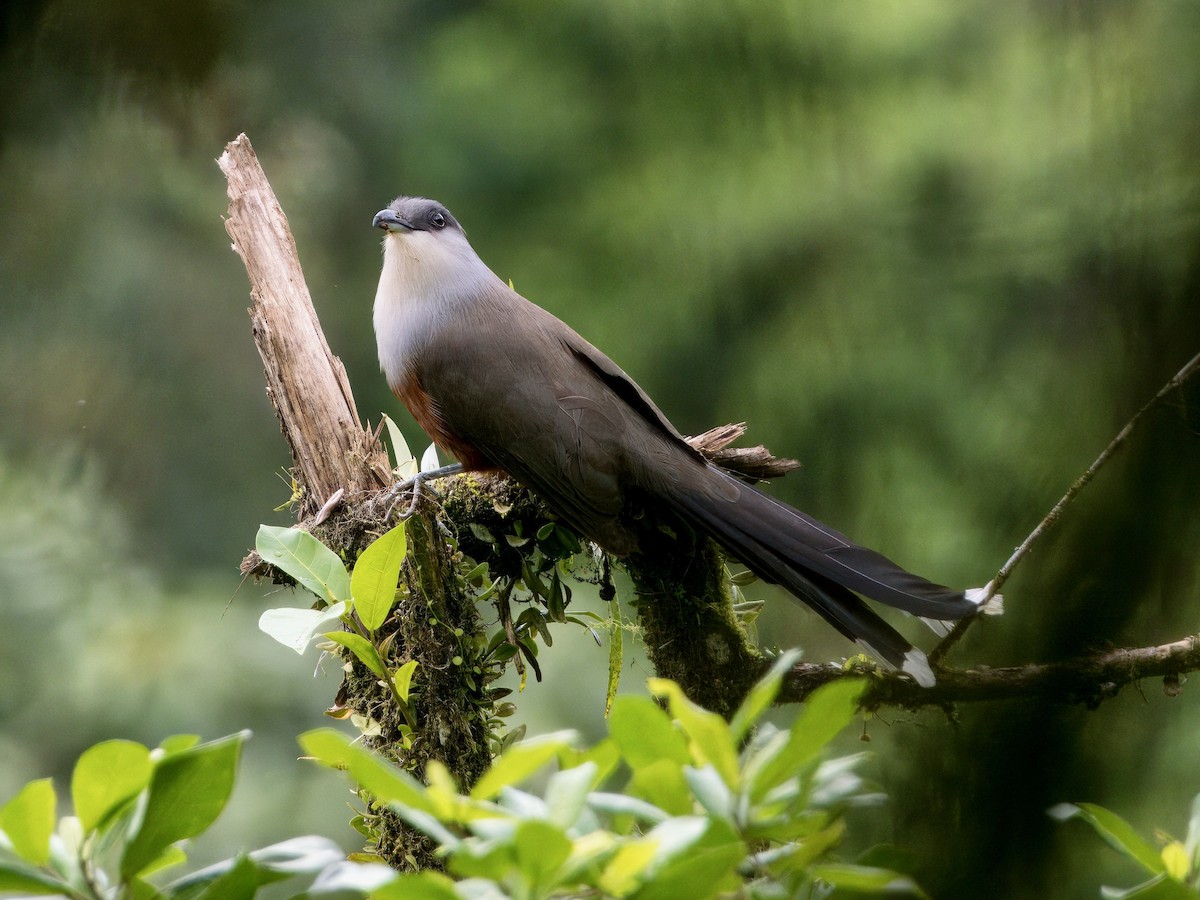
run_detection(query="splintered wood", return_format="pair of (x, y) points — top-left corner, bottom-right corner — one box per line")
(219, 134), (389, 514)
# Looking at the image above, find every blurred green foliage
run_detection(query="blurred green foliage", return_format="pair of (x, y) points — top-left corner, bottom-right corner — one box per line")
(1, 1), (1198, 896)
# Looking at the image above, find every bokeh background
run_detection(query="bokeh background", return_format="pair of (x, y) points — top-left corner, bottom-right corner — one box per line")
(2, 2), (1199, 896)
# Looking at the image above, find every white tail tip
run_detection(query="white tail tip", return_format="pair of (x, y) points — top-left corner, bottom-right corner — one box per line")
(965, 581), (1004, 616)
(857, 639), (936, 687)
(902, 648), (936, 688)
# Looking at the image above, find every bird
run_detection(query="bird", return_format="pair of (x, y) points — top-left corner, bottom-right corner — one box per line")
(371, 196), (1000, 686)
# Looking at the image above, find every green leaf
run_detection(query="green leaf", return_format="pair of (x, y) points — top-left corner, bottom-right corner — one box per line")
(255, 524), (350, 605)
(158, 735), (200, 755)
(258, 601), (347, 654)
(609, 696), (690, 769)
(72, 739), (152, 833)
(1161, 841), (1189, 880)
(648, 679), (738, 788)
(1049, 802), (1166, 875)
(515, 819), (572, 888)
(126, 878), (166, 900)
(683, 765), (734, 822)
(809, 862), (926, 896)
(351, 522), (407, 632)
(373, 870), (461, 900)
(1098, 873), (1200, 899)
(0, 778), (55, 865)
(586, 792), (671, 826)
(383, 414), (417, 478)
(137, 844), (188, 878)
(605, 594), (622, 716)
(599, 837), (659, 897)
(119, 732), (248, 878)
(1185, 792), (1200, 872)
(166, 835), (345, 896)
(191, 854), (259, 900)
(0, 861), (66, 895)
(543, 762), (596, 829)
(628, 761), (692, 817)
(729, 649), (802, 742)
(636, 817), (744, 900)
(323, 631), (386, 678)
(557, 737), (622, 787)
(393, 660), (420, 702)
(302, 859), (399, 895)
(470, 732), (579, 800)
(299, 729), (434, 814)
(748, 678), (865, 801)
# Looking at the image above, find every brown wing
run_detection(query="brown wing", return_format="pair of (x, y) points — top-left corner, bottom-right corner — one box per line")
(410, 288), (689, 552)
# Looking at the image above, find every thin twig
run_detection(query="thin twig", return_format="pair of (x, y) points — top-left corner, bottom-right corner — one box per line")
(931, 349), (1200, 664)
(782, 634), (1200, 708)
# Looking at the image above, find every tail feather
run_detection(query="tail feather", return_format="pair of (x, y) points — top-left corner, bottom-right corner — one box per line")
(668, 464), (989, 685)
(686, 467), (980, 617)
(697, 501), (936, 685)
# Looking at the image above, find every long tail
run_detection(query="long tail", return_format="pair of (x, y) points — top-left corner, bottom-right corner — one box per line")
(668, 465), (998, 686)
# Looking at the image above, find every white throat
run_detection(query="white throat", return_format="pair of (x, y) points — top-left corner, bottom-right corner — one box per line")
(373, 231), (501, 388)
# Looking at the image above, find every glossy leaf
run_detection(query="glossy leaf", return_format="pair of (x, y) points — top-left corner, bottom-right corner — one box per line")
(259, 601), (347, 654)
(350, 522), (407, 632)
(729, 649), (802, 742)
(383, 415), (418, 479)
(255, 524), (350, 605)
(609, 695), (689, 769)
(0, 863), (66, 895)
(72, 739), (152, 833)
(648, 679), (739, 788)
(810, 862), (926, 896)
(605, 594), (622, 716)
(420, 442), (440, 474)
(159, 735), (201, 755)
(748, 678), (865, 801)
(373, 870), (461, 900)
(514, 819), (572, 888)
(323, 631), (386, 678)
(119, 732), (248, 878)
(306, 859), (398, 895)
(543, 762), (597, 829)
(189, 854), (258, 900)
(598, 838), (659, 897)
(684, 765), (735, 823)
(637, 823), (745, 900)
(1161, 841), (1189, 881)
(0, 778), (55, 865)
(629, 760), (693, 817)
(393, 659), (420, 702)
(1049, 802), (1166, 875)
(299, 729), (435, 814)
(470, 732), (579, 800)
(1096, 874), (1199, 899)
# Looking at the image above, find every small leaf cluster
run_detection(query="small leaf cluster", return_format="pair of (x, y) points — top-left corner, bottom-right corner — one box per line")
(0, 732), (373, 898)
(1052, 793), (1200, 898)
(459, 516), (605, 689)
(301, 652), (925, 899)
(256, 522), (423, 739)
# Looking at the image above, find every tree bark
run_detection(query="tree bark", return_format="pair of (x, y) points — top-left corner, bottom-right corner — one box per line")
(219, 134), (390, 516)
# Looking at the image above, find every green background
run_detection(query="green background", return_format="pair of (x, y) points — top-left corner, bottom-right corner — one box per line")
(2, 2), (1198, 896)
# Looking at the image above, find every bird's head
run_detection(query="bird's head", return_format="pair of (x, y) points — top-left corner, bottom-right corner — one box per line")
(373, 196), (502, 313)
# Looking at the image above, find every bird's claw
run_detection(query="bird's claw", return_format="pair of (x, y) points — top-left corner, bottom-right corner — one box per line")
(374, 462), (465, 522)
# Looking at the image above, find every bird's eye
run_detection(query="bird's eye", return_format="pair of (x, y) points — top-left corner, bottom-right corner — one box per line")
(430, 212), (447, 229)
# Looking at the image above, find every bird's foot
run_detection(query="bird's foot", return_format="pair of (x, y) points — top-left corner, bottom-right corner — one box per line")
(377, 462), (465, 521)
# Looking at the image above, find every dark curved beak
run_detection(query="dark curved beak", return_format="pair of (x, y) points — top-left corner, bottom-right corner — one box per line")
(373, 209), (413, 232)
